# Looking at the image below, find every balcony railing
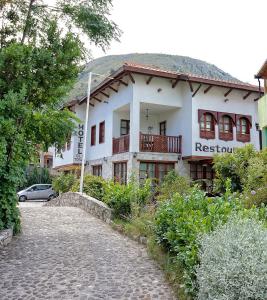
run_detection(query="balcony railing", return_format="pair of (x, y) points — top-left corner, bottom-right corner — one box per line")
(140, 133), (182, 153)
(113, 135), (130, 154)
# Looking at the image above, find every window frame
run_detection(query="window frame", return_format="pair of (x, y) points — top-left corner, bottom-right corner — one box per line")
(159, 121), (167, 136)
(113, 162), (127, 185)
(139, 161), (175, 185)
(219, 115), (233, 141)
(99, 121), (105, 144)
(120, 119), (130, 136)
(200, 112), (215, 139)
(92, 165), (102, 177)
(91, 125), (96, 146)
(236, 117), (251, 142)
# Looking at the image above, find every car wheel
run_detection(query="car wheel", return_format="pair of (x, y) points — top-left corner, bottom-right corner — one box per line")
(19, 195), (27, 202)
(47, 195), (55, 201)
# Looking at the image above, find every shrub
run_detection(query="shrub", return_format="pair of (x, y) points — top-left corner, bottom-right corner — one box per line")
(196, 216), (267, 300)
(213, 145), (267, 193)
(154, 185), (243, 296)
(25, 166), (52, 187)
(243, 185), (267, 208)
(104, 178), (152, 219)
(52, 173), (77, 194)
(71, 174), (106, 201)
(157, 170), (191, 201)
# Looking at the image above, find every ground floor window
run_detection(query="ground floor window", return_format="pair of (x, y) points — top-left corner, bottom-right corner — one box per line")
(190, 162), (215, 191)
(190, 162), (214, 180)
(139, 162), (174, 184)
(114, 162), (127, 184)
(92, 165), (102, 177)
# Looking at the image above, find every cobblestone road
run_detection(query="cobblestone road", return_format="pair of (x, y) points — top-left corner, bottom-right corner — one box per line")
(0, 203), (175, 300)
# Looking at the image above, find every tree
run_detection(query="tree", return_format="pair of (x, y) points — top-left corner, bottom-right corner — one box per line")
(0, 0), (121, 232)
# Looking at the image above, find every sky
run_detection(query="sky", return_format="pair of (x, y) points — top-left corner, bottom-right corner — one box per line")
(50, 0), (267, 85)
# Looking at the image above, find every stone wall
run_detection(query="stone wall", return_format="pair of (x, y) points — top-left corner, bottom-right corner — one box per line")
(45, 192), (113, 223)
(86, 151), (190, 182)
(0, 228), (13, 249)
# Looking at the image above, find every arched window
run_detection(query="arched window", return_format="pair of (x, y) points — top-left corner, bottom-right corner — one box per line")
(237, 118), (249, 134)
(219, 115), (233, 141)
(200, 113), (215, 139)
(237, 117), (250, 142)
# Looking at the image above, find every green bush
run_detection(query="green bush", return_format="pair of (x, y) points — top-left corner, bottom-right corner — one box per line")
(71, 174), (106, 201)
(104, 178), (152, 219)
(154, 185), (243, 296)
(243, 185), (267, 208)
(52, 173), (77, 194)
(24, 166), (52, 188)
(213, 145), (267, 193)
(197, 216), (267, 300)
(157, 170), (191, 201)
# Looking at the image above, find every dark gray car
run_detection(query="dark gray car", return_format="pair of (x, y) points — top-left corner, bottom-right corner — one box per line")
(17, 184), (57, 202)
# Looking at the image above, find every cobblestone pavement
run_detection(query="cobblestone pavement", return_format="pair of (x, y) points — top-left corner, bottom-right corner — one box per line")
(0, 203), (175, 300)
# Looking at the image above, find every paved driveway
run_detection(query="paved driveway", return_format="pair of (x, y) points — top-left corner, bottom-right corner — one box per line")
(0, 203), (175, 300)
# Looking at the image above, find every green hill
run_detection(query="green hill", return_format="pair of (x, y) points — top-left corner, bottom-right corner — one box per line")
(67, 53), (242, 101)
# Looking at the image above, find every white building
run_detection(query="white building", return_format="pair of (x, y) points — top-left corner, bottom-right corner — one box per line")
(53, 63), (262, 188)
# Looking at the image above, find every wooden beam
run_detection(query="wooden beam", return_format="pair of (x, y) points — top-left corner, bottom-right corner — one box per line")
(127, 72), (135, 84)
(224, 88), (233, 97)
(243, 91), (252, 100)
(100, 91), (109, 98)
(92, 96), (102, 102)
(188, 81), (194, 92)
(204, 85), (212, 94)
(254, 97), (260, 102)
(117, 79), (128, 86)
(192, 84), (202, 97)
(89, 103), (94, 107)
(172, 78), (180, 88)
(146, 76), (153, 85)
(104, 101), (109, 104)
(109, 86), (118, 93)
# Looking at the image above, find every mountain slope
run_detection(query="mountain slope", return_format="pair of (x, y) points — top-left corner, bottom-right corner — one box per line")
(67, 53), (242, 100)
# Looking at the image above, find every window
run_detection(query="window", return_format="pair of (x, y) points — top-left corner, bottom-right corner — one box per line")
(139, 162), (174, 185)
(92, 165), (102, 177)
(91, 125), (96, 146)
(200, 113), (215, 139)
(114, 162), (127, 184)
(120, 120), (130, 136)
(219, 115), (233, 141)
(159, 121), (166, 136)
(237, 117), (250, 142)
(190, 163), (214, 180)
(99, 121), (105, 144)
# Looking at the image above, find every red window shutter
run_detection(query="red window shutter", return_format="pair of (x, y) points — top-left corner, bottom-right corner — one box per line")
(99, 121), (105, 144)
(91, 125), (96, 146)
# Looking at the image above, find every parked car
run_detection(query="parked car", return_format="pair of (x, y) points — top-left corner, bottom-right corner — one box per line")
(17, 184), (57, 202)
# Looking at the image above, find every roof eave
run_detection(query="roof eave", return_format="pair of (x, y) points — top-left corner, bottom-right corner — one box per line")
(79, 64), (262, 104)
(255, 60), (267, 79)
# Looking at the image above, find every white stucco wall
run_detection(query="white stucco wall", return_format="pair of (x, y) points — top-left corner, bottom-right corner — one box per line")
(132, 74), (183, 152)
(191, 84), (260, 157)
(87, 83), (133, 160)
(52, 103), (87, 168)
(52, 73), (260, 171)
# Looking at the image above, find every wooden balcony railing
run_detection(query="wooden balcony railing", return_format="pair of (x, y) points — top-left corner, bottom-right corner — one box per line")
(140, 133), (182, 154)
(113, 135), (130, 154)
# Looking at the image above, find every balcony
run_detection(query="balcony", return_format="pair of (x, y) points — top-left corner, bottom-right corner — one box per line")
(113, 135), (130, 154)
(140, 133), (182, 153)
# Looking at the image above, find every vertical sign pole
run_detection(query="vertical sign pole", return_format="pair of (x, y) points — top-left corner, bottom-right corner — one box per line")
(79, 72), (92, 193)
